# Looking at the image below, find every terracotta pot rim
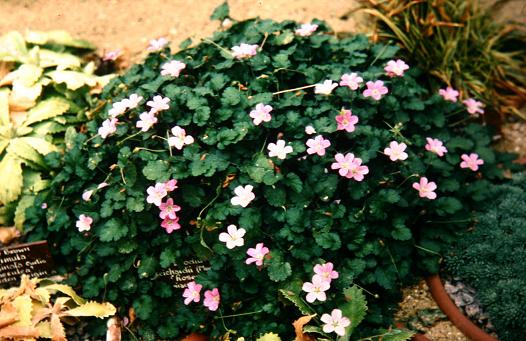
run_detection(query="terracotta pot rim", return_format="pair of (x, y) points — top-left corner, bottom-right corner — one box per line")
(425, 274), (498, 341)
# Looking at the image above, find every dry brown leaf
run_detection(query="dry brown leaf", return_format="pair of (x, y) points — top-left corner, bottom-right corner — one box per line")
(0, 302), (19, 328)
(0, 226), (21, 245)
(0, 325), (40, 338)
(293, 314), (316, 341)
(50, 313), (66, 341)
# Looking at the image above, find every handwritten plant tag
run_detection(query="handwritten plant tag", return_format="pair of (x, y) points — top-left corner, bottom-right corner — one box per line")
(157, 258), (211, 289)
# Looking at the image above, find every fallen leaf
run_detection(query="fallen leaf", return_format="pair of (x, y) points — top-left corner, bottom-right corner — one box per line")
(0, 226), (20, 245)
(293, 314), (316, 341)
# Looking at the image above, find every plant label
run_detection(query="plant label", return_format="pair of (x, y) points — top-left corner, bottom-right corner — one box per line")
(157, 258), (211, 289)
(0, 240), (56, 287)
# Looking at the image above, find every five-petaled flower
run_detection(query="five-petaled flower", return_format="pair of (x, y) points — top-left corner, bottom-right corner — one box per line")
(231, 43), (258, 59)
(98, 118), (118, 139)
(321, 309), (351, 336)
(159, 198), (181, 219)
(123, 94), (143, 109)
(335, 109), (359, 132)
(108, 100), (128, 118)
(203, 288), (220, 311)
(295, 23), (318, 36)
(136, 111), (158, 132)
(425, 138), (448, 157)
(438, 87), (459, 102)
(460, 153), (484, 171)
(412, 177), (437, 200)
(384, 59), (409, 77)
(306, 135), (331, 156)
(339, 73), (363, 90)
(384, 141), (408, 161)
(249, 103), (273, 125)
(161, 217), (181, 233)
(314, 262), (339, 283)
(168, 126), (194, 150)
(363, 80), (388, 100)
(231, 185), (255, 207)
(219, 224), (246, 249)
(302, 275), (330, 303)
(147, 37), (169, 51)
(164, 179), (178, 192)
(331, 153), (369, 181)
(246, 243), (269, 266)
(305, 125), (316, 135)
(268, 140), (293, 159)
(463, 98), (484, 116)
(76, 214), (93, 232)
(146, 183), (168, 206)
(146, 95), (170, 113)
(161, 60), (186, 77)
(182, 281), (202, 305)
(314, 80), (338, 95)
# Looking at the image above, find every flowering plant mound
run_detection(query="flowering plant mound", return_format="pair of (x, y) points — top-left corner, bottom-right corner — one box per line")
(26, 5), (515, 340)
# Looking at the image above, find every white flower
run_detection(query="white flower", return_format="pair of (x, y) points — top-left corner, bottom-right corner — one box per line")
(267, 140), (293, 160)
(222, 18), (233, 29)
(147, 37), (169, 51)
(146, 95), (170, 113)
(321, 309), (351, 336)
(97, 182), (109, 189)
(108, 100), (128, 118)
(98, 118), (118, 139)
(302, 275), (330, 303)
(295, 23), (318, 37)
(305, 125), (316, 135)
(230, 185), (255, 208)
(219, 225), (246, 249)
(231, 43), (258, 59)
(123, 94), (143, 109)
(161, 60), (186, 77)
(168, 126), (194, 150)
(383, 141), (408, 161)
(314, 80), (338, 95)
(76, 214), (93, 232)
(136, 111), (158, 132)
(249, 103), (273, 125)
(82, 190), (93, 201)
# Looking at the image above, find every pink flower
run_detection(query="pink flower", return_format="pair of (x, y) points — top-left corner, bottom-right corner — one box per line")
(182, 281), (202, 305)
(321, 309), (351, 336)
(438, 87), (459, 102)
(108, 100), (128, 118)
(136, 111), (158, 132)
(203, 288), (220, 311)
(123, 94), (143, 109)
(219, 224), (246, 249)
(146, 183), (168, 206)
(249, 103), (273, 125)
(146, 95), (170, 113)
(313, 262), (339, 283)
(425, 138), (448, 157)
(76, 214), (93, 232)
(161, 60), (186, 77)
(384, 141), (408, 161)
(305, 125), (316, 135)
(268, 140), (293, 159)
(314, 80), (338, 95)
(222, 18), (233, 29)
(463, 98), (484, 116)
(331, 153), (369, 181)
(335, 109), (359, 132)
(384, 59), (409, 77)
(460, 153), (484, 171)
(363, 80), (388, 100)
(82, 190), (93, 202)
(98, 118), (118, 139)
(159, 198), (181, 219)
(412, 177), (437, 200)
(231, 43), (258, 59)
(302, 275), (330, 303)
(246, 243), (269, 266)
(339, 73), (363, 90)
(164, 179), (178, 192)
(102, 49), (122, 61)
(147, 37), (169, 51)
(306, 135), (331, 156)
(295, 23), (318, 36)
(161, 216), (181, 233)
(231, 185), (255, 207)
(97, 182), (109, 189)
(168, 126), (194, 150)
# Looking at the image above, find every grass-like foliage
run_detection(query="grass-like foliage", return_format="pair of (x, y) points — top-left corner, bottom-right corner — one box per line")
(25, 4), (515, 340)
(446, 174), (526, 341)
(361, 0), (526, 120)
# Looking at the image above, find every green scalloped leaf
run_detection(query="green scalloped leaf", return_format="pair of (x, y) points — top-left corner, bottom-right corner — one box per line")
(22, 97), (70, 127)
(279, 289), (315, 316)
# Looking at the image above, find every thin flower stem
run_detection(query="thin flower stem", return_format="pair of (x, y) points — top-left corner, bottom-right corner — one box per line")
(133, 147), (166, 153)
(259, 32), (269, 51)
(197, 181), (224, 252)
(83, 134), (99, 145)
(272, 84), (316, 95)
(397, 173), (419, 188)
(120, 166), (127, 185)
(123, 325), (140, 341)
(166, 130), (173, 157)
(217, 309), (236, 334)
(202, 38), (233, 57)
(414, 244), (443, 259)
(352, 283), (379, 299)
(118, 131), (142, 145)
(425, 218), (473, 224)
(215, 310), (263, 319)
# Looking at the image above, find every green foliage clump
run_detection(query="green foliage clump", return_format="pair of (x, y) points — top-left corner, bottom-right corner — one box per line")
(446, 174), (526, 341)
(0, 30), (113, 229)
(25, 5), (515, 340)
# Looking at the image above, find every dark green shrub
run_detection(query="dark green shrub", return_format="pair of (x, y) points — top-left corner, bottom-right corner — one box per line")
(25, 4), (515, 340)
(446, 174), (526, 341)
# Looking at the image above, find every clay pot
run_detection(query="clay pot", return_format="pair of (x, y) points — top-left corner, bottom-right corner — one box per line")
(426, 274), (498, 341)
(180, 333), (208, 341)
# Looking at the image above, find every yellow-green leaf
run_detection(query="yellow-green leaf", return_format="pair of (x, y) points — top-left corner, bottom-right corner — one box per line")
(23, 171), (49, 193)
(9, 82), (42, 110)
(0, 31), (28, 63)
(25, 30), (95, 50)
(35, 321), (52, 338)
(7, 138), (44, 167)
(38, 49), (81, 69)
(22, 97), (69, 127)
(0, 88), (9, 126)
(65, 301), (116, 319)
(12, 294), (33, 327)
(0, 155), (23, 204)
(0, 64), (43, 87)
(20, 136), (58, 155)
(46, 70), (97, 90)
(42, 284), (86, 305)
(14, 195), (35, 230)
